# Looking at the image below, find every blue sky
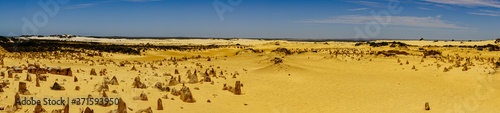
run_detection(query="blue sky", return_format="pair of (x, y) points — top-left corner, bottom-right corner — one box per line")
(0, 0), (499, 40)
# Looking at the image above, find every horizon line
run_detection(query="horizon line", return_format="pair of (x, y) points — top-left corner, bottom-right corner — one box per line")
(2, 35), (497, 42)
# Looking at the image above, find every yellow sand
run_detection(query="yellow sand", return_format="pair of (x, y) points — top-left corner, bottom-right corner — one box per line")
(1, 38), (500, 113)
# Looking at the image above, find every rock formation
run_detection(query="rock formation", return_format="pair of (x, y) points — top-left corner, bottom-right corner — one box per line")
(118, 98), (127, 113)
(131, 65), (137, 71)
(84, 107), (94, 113)
(180, 86), (196, 103)
(36, 74), (47, 81)
(8, 70), (13, 78)
(36, 78), (40, 87)
(102, 90), (108, 97)
(13, 93), (22, 110)
(90, 68), (97, 76)
(188, 70), (198, 83)
(210, 68), (217, 77)
(132, 76), (146, 88)
(99, 69), (107, 76)
(233, 81), (242, 95)
(177, 75), (181, 83)
(108, 76), (119, 85)
(171, 87), (180, 96)
(135, 107), (152, 113)
(34, 103), (46, 113)
(154, 82), (162, 88)
(25, 73), (32, 82)
(271, 57), (283, 64)
(168, 77), (179, 86)
(64, 104), (69, 113)
(95, 82), (109, 92)
(133, 92), (148, 101)
(157, 98), (163, 110)
(51, 82), (65, 90)
(203, 70), (211, 82)
(425, 102), (430, 110)
(223, 81), (243, 95)
(14, 74), (20, 81)
(462, 65), (469, 71)
(109, 98), (127, 113)
(18, 82), (30, 95)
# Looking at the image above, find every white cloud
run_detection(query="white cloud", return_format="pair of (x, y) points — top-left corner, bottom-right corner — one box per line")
(348, 8), (369, 11)
(297, 15), (468, 29)
(417, 7), (433, 10)
(348, 1), (385, 8)
(480, 9), (500, 13)
(421, 0), (500, 8)
(65, 3), (96, 9)
(64, 0), (161, 9)
(122, 0), (161, 2)
(64, 0), (115, 9)
(468, 9), (500, 16)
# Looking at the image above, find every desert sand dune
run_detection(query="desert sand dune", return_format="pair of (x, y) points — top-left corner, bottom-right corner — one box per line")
(1, 37), (500, 113)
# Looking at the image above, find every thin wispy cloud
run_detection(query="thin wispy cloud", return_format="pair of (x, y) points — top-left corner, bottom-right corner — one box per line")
(122, 0), (161, 2)
(64, 0), (161, 9)
(417, 7), (433, 10)
(348, 1), (385, 8)
(432, 4), (455, 9)
(64, 0), (114, 9)
(297, 15), (468, 29)
(414, 1), (455, 9)
(64, 3), (97, 9)
(468, 9), (500, 16)
(421, 0), (500, 8)
(348, 8), (369, 11)
(383, 27), (476, 32)
(414, 1), (434, 5)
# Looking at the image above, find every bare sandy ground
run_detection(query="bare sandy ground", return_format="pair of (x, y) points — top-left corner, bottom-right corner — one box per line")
(1, 37), (500, 113)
